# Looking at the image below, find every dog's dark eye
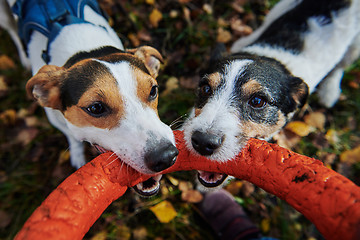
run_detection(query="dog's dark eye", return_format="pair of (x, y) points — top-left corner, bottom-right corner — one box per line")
(83, 102), (109, 117)
(149, 85), (158, 101)
(249, 95), (267, 108)
(199, 84), (212, 96)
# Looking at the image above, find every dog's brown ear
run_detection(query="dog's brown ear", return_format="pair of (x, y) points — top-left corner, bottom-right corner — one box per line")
(26, 65), (66, 110)
(127, 46), (164, 78)
(291, 77), (309, 109)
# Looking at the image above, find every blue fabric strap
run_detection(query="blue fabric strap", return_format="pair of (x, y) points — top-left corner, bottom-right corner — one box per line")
(12, 0), (107, 63)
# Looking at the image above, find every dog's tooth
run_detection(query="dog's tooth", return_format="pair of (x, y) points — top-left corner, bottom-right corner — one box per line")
(136, 182), (144, 190)
(153, 175), (162, 182)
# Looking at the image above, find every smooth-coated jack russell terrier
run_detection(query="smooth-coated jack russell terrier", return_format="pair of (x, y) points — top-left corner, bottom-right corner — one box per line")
(2, 0), (178, 196)
(183, 0), (360, 187)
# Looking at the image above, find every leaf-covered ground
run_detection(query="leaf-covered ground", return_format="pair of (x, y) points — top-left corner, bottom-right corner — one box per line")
(1, 0), (359, 239)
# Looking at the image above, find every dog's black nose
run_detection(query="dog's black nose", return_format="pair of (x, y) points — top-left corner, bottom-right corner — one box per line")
(191, 130), (223, 156)
(145, 143), (178, 172)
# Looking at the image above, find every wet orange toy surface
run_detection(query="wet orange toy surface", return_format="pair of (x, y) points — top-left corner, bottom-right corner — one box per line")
(16, 131), (360, 240)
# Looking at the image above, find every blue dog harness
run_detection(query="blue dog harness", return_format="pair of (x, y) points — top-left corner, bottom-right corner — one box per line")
(12, 0), (108, 63)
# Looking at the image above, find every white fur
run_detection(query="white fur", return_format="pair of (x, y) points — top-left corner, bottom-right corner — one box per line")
(183, 60), (252, 162)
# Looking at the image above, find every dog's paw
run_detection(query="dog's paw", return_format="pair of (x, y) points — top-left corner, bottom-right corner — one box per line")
(318, 68), (343, 108)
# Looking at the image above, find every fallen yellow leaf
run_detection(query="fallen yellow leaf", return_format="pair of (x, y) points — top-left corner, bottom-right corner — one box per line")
(325, 129), (339, 145)
(149, 8), (163, 28)
(260, 218), (270, 233)
(285, 121), (314, 137)
(90, 231), (107, 240)
(340, 145), (360, 164)
(58, 150), (70, 165)
(0, 109), (17, 125)
(145, 0), (155, 5)
(304, 112), (326, 130)
(149, 200), (177, 223)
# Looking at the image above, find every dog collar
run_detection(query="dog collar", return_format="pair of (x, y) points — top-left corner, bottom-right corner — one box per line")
(12, 0), (108, 64)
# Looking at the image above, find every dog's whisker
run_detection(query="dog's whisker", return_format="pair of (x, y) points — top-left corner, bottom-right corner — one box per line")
(169, 114), (188, 129)
(103, 151), (120, 167)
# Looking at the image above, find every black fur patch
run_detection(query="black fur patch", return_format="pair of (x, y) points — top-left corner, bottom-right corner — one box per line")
(64, 46), (151, 75)
(254, 0), (351, 53)
(64, 46), (123, 68)
(60, 60), (110, 109)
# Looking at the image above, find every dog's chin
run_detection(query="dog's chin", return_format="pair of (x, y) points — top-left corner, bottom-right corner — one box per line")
(93, 144), (162, 197)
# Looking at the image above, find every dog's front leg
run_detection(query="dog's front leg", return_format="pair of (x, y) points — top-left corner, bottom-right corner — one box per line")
(66, 134), (86, 169)
(44, 108), (85, 168)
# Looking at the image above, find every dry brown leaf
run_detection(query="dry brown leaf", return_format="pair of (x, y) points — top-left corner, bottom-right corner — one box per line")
(149, 200), (177, 223)
(16, 128), (39, 146)
(273, 129), (301, 149)
(340, 145), (360, 164)
(230, 17), (253, 36)
(181, 189), (203, 203)
(133, 227), (147, 240)
(202, 4), (212, 14)
(231, 0), (247, 13)
(225, 180), (243, 195)
(217, 18), (229, 28)
(0, 55), (15, 70)
(304, 112), (326, 130)
(216, 27), (232, 43)
(285, 121), (315, 137)
(241, 181), (255, 197)
(178, 180), (192, 192)
(149, 8), (163, 28)
(137, 29), (152, 42)
(128, 33), (140, 47)
(0, 76), (8, 96)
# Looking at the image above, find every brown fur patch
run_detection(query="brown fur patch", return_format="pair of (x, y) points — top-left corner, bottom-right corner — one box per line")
(26, 65), (66, 110)
(207, 72), (222, 89)
(64, 69), (124, 129)
(241, 79), (263, 97)
(194, 108), (202, 117)
(133, 68), (159, 112)
(240, 110), (287, 139)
